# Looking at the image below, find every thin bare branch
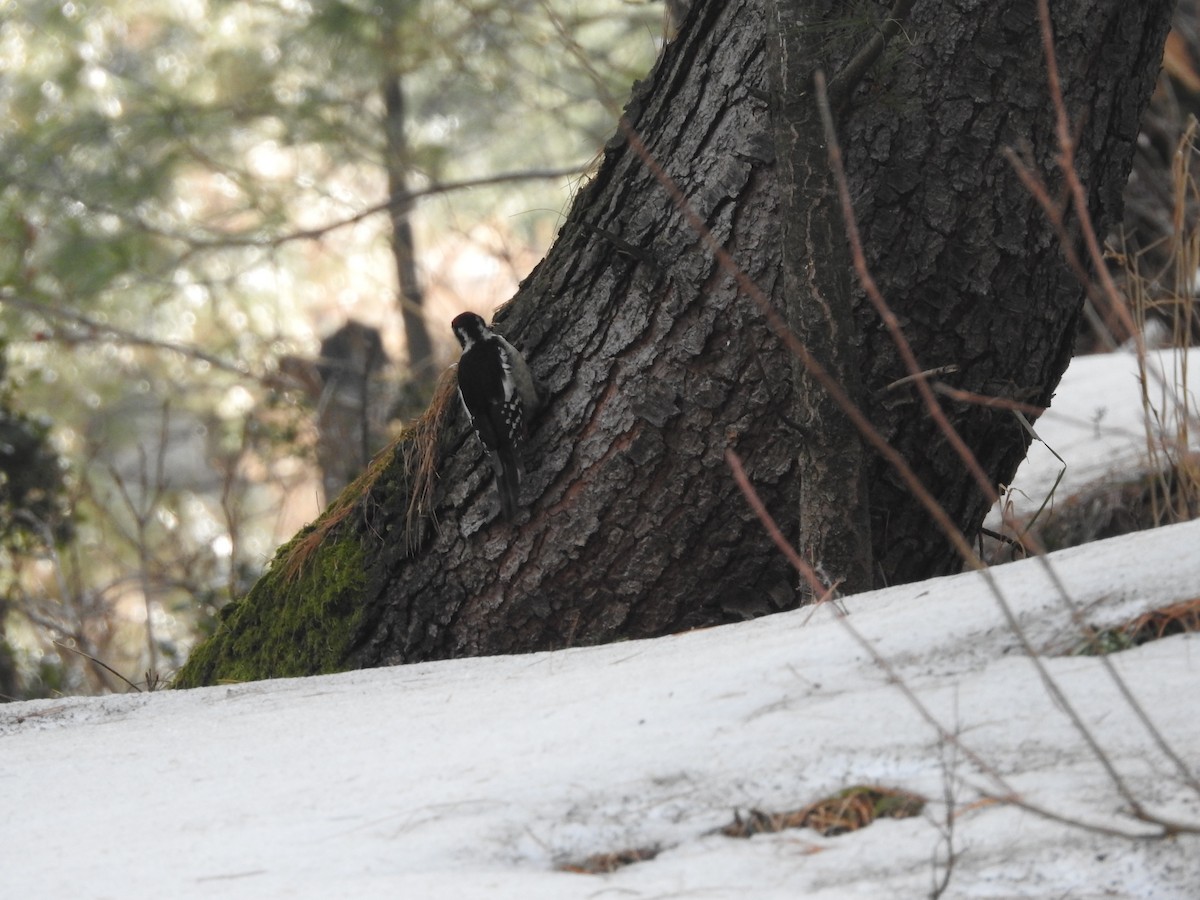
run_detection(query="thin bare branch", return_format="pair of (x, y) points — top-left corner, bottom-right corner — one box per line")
(53, 640), (142, 693)
(725, 448), (835, 600)
(193, 164), (592, 251)
(828, 0), (919, 110)
(815, 71), (1001, 514)
(1036, 0), (1141, 352)
(618, 117), (985, 575)
(929, 383), (1045, 418)
(0, 290), (295, 390)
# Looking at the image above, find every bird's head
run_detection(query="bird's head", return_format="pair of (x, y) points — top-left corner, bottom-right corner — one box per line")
(451, 311), (489, 351)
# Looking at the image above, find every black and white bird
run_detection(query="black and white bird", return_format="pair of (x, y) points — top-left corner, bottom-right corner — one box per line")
(452, 311), (542, 521)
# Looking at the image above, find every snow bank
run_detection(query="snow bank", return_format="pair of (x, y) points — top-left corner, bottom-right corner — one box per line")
(3, 519), (1199, 898)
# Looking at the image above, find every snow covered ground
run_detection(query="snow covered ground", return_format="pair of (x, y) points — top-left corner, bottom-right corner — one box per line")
(996, 347), (1199, 520)
(2, 349), (1199, 899)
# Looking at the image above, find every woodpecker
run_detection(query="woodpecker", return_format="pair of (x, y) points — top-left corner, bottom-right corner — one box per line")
(452, 311), (542, 521)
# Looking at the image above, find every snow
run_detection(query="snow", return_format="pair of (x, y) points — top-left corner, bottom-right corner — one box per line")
(3, 350), (1199, 899)
(996, 347), (1200, 520)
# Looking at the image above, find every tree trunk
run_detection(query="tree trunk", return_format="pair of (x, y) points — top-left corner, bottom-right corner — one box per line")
(314, 320), (389, 502)
(765, 0), (878, 597)
(176, 0), (1172, 686)
(383, 70), (435, 381)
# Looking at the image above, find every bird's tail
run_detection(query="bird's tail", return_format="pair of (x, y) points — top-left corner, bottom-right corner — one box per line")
(492, 445), (522, 522)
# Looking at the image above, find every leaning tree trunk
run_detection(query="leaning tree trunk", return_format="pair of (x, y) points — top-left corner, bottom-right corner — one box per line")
(176, 0), (1172, 686)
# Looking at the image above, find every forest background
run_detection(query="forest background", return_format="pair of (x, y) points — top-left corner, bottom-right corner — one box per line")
(1, 0), (666, 697)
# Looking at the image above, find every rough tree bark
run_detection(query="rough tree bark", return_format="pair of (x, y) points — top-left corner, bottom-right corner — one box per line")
(766, 0), (887, 597)
(176, 0), (1172, 686)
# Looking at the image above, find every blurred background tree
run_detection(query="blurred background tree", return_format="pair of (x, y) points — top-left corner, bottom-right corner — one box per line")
(0, 0), (662, 698)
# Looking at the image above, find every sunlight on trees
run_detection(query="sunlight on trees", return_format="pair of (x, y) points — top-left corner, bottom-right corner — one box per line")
(0, 0), (664, 697)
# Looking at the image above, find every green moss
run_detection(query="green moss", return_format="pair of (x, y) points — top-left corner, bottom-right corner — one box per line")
(846, 785), (925, 820)
(171, 405), (431, 689)
(1071, 628), (1136, 657)
(173, 527), (368, 688)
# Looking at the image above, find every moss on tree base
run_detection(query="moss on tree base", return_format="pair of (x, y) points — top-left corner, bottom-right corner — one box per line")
(173, 526), (368, 688)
